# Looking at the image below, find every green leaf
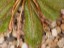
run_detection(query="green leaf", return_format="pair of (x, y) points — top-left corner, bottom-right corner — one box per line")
(37, 0), (64, 20)
(0, 12), (11, 32)
(24, 1), (43, 48)
(0, 0), (15, 32)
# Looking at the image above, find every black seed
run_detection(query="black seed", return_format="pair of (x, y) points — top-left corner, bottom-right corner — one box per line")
(20, 35), (24, 42)
(4, 36), (7, 41)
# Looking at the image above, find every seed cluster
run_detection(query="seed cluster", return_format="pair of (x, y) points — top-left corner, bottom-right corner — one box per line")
(0, 32), (28, 48)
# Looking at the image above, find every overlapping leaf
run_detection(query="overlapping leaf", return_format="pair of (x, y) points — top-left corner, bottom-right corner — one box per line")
(24, 0), (64, 48)
(0, 0), (64, 48)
